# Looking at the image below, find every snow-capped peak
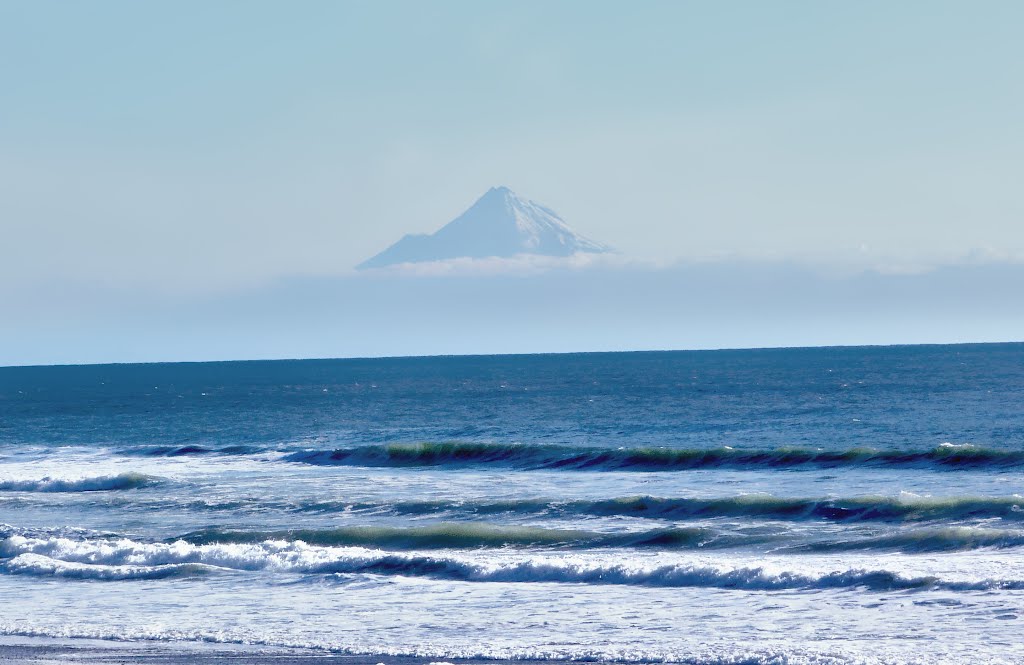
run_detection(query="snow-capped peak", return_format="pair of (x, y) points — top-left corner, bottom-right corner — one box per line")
(358, 187), (612, 270)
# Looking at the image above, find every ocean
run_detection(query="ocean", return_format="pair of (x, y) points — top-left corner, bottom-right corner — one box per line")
(1, 344), (1023, 664)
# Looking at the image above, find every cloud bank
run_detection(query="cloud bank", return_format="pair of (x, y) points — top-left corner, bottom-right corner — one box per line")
(3, 258), (1022, 366)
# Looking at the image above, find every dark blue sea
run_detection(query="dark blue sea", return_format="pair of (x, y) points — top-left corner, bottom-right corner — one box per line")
(2, 344), (1023, 663)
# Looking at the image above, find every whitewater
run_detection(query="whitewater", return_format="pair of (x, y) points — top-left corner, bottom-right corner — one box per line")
(1, 344), (1023, 664)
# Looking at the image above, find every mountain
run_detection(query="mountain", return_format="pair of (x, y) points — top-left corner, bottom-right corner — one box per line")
(357, 186), (612, 270)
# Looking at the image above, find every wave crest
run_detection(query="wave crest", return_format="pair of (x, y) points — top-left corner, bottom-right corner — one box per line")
(178, 524), (720, 550)
(0, 472), (158, 492)
(284, 442), (1024, 472)
(2, 553), (217, 580)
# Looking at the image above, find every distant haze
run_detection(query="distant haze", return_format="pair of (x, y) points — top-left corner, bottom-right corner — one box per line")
(1, 1), (1023, 364)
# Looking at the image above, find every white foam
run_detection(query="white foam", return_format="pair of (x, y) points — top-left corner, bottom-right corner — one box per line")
(3, 553), (215, 580)
(0, 621), (1015, 665)
(2, 535), (1022, 591)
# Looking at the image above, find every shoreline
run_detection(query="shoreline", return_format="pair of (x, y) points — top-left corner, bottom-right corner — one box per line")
(0, 637), (566, 665)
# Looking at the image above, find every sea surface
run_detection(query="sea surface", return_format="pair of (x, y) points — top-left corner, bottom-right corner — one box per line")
(1, 344), (1023, 664)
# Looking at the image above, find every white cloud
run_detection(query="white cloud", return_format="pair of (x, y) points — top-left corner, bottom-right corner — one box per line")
(355, 252), (641, 277)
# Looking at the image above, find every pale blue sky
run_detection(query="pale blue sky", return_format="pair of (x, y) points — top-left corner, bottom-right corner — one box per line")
(4, 1), (1023, 291)
(2, 1), (1023, 363)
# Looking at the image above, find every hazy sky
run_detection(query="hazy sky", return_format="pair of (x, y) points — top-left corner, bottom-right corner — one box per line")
(3, 2), (1023, 365)
(4, 0), (1023, 295)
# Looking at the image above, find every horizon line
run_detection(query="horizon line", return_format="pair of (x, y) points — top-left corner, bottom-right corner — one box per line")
(3, 339), (1022, 371)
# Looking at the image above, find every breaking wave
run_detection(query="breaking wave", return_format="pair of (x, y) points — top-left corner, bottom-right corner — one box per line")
(0, 472), (158, 492)
(280, 493), (1024, 524)
(284, 441), (1024, 471)
(173, 523), (1024, 554)
(1, 553), (217, 580)
(788, 526), (1024, 553)
(0, 535), (1019, 591)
